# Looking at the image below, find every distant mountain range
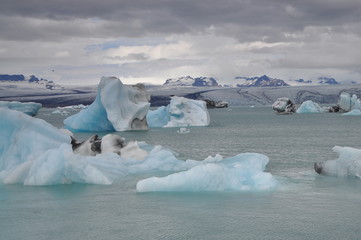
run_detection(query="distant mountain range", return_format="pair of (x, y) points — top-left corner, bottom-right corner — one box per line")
(235, 75), (289, 87)
(164, 75), (343, 87)
(0, 74), (58, 90)
(294, 77), (339, 85)
(164, 76), (219, 87)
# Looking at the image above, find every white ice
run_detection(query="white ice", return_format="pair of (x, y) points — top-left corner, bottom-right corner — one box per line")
(338, 92), (361, 112)
(147, 96), (210, 128)
(64, 77), (150, 131)
(296, 100), (325, 113)
(0, 108), (186, 185)
(317, 146), (361, 178)
(0, 101), (42, 116)
(136, 153), (277, 192)
(0, 108), (276, 190)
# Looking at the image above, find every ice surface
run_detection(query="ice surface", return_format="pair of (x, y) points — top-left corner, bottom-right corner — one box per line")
(0, 108), (71, 173)
(315, 146), (361, 178)
(64, 77), (150, 131)
(146, 106), (170, 127)
(0, 109), (184, 185)
(136, 153), (277, 192)
(296, 100), (325, 113)
(147, 96), (210, 128)
(338, 92), (361, 112)
(0, 101), (42, 116)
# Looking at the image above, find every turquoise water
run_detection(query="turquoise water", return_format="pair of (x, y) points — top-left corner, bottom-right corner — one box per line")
(1, 107), (361, 240)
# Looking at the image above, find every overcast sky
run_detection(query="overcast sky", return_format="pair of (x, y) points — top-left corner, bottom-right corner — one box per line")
(1, 0), (361, 85)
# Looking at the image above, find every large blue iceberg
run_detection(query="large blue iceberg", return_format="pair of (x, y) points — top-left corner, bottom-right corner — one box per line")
(147, 96), (210, 128)
(0, 108), (276, 190)
(64, 77), (150, 131)
(0, 101), (42, 116)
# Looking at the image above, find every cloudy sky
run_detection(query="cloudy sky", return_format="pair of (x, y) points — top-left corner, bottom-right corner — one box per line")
(1, 0), (361, 85)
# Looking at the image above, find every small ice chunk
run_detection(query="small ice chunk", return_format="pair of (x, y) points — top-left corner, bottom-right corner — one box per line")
(314, 146), (361, 178)
(296, 100), (325, 113)
(147, 96), (210, 128)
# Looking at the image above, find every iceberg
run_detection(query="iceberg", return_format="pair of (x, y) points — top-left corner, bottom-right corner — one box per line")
(136, 153), (277, 192)
(314, 146), (361, 178)
(0, 108), (186, 185)
(272, 97), (296, 114)
(147, 96), (210, 128)
(296, 100), (325, 113)
(0, 101), (42, 116)
(0, 108), (277, 190)
(64, 77), (150, 131)
(0, 108), (71, 172)
(338, 92), (361, 112)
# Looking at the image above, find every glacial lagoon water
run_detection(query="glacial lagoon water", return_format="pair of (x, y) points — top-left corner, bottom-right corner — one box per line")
(1, 106), (361, 240)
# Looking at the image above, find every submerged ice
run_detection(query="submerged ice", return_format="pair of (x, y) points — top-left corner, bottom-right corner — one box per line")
(64, 77), (150, 131)
(147, 96), (210, 128)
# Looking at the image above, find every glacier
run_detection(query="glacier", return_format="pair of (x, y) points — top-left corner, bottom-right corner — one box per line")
(64, 77), (150, 131)
(0, 101), (42, 116)
(136, 153), (277, 192)
(0, 108), (276, 191)
(147, 96), (210, 128)
(296, 100), (325, 113)
(314, 146), (361, 178)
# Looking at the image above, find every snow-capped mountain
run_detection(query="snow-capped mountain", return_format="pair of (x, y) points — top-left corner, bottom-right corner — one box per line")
(235, 75), (289, 87)
(317, 77), (339, 85)
(292, 77), (339, 85)
(0, 74), (59, 90)
(164, 76), (219, 87)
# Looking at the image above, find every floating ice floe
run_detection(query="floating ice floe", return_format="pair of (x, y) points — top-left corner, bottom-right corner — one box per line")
(137, 153), (277, 192)
(0, 108), (276, 191)
(296, 100), (325, 113)
(52, 109), (69, 115)
(147, 96), (210, 128)
(177, 127), (190, 134)
(314, 146), (361, 178)
(60, 104), (88, 110)
(64, 77), (150, 131)
(0, 101), (42, 116)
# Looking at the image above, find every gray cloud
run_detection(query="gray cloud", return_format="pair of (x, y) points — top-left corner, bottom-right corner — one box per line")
(1, 0), (361, 42)
(1, 0), (361, 84)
